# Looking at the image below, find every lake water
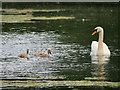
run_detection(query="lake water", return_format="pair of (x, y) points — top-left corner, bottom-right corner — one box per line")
(1, 2), (120, 89)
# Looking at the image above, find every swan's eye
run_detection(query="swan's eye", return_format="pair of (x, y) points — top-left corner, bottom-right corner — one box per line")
(93, 29), (97, 32)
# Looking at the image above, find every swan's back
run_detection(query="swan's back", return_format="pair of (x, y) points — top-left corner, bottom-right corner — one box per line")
(90, 41), (110, 56)
(102, 42), (110, 56)
(34, 52), (51, 57)
(18, 52), (29, 58)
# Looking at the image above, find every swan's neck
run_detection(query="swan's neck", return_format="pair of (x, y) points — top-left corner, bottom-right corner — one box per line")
(27, 50), (29, 54)
(98, 30), (103, 51)
(48, 51), (51, 54)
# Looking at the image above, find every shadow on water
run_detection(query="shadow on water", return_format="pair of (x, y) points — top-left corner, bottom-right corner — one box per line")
(1, 2), (120, 89)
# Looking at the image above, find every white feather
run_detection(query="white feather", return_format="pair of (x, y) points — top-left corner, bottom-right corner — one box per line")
(90, 41), (110, 56)
(90, 26), (110, 56)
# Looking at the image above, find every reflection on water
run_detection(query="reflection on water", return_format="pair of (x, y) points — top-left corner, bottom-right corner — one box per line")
(91, 56), (110, 80)
(91, 56), (110, 64)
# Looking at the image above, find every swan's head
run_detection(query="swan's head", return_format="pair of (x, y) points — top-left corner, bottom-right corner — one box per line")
(92, 26), (103, 35)
(47, 48), (51, 54)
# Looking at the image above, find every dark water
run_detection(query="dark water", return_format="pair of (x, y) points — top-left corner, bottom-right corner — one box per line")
(1, 2), (120, 89)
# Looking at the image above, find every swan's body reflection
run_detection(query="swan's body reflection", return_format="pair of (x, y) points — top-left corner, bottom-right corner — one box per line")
(91, 56), (110, 80)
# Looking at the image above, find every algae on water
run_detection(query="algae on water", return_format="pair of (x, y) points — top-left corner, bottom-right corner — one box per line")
(1, 80), (120, 88)
(1, 9), (75, 23)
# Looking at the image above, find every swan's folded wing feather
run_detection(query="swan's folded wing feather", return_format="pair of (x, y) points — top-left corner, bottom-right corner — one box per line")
(90, 41), (98, 56)
(103, 42), (111, 56)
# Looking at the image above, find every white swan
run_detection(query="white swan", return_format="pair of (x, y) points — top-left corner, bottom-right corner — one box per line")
(90, 26), (110, 56)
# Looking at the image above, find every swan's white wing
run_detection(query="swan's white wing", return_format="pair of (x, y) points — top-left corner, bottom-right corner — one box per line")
(90, 41), (110, 56)
(90, 41), (98, 56)
(103, 42), (111, 56)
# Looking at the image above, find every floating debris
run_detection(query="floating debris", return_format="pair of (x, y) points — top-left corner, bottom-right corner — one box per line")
(76, 18), (90, 22)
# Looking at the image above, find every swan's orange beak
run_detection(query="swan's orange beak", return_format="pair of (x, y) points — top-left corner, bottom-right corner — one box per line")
(92, 31), (97, 35)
